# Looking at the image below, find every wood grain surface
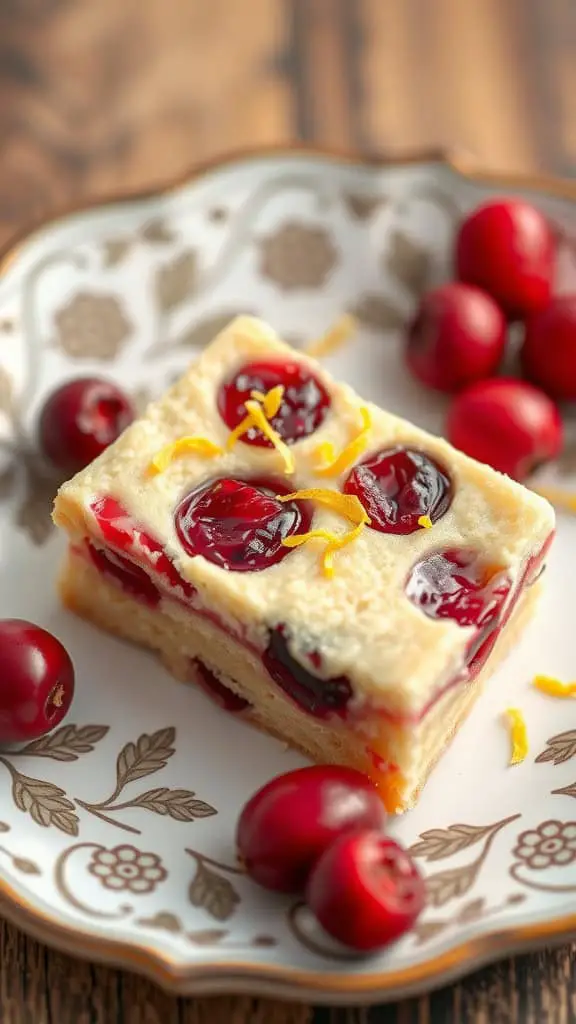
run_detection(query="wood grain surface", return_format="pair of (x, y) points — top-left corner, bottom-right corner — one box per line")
(1, 0), (576, 1021)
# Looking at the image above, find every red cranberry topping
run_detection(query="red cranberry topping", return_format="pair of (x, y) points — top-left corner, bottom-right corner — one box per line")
(344, 447), (452, 535)
(192, 658), (251, 713)
(218, 359), (331, 446)
(521, 295), (576, 401)
(237, 765), (386, 894)
(263, 625), (352, 719)
(86, 542), (162, 607)
(174, 477), (311, 572)
(39, 378), (134, 474)
(0, 619), (75, 743)
(305, 831), (425, 951)
(405, 548), (512, 673)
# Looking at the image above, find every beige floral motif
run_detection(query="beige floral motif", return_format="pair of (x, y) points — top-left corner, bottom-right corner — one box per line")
(54, 292), (132, 360)
(259, 221), (338, 291)
(513, 821), (576, 869)
(89, 844), (167, 893)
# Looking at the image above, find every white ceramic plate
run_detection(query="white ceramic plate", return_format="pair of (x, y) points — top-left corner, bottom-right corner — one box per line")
(1, 148), (576, 1006)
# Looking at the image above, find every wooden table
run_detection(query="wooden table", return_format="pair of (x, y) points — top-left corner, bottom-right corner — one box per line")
(1, 1), (576, 1020)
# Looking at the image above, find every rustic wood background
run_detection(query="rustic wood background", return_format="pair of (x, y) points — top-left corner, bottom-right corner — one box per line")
(1, 0), (576, 1021)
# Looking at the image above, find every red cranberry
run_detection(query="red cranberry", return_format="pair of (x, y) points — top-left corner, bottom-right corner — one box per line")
(192, 659), (251, 713)
(39, 378), (134, 474)
(406, 283), (506, 393)
(218, 360), (330, 446)
(446, 377), (562, 481)
(521, 295), (576, 400)
(0, 620), (75, 743)
(305, 831), (425, 951)
(455, 199), (555, 319)
(344, 447), (452, 535)
(174, 477), (312, 572)
(236, 766), (386, 893)
(263, 625), (352, 718)
(86, 542), (162, 607)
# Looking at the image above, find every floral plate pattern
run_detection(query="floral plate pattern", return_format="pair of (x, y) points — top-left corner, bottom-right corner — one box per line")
(1, 148), (576, 1004)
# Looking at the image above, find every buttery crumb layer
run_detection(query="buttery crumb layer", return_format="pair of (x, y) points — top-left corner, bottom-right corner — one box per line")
(53, 316), (555, 716)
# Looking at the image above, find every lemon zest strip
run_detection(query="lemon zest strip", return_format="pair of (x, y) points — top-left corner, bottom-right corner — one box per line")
(226, 387), (294, 475)
(250, 385), (284, 418)
(505, 708), (528, 766)
(282, 522), (365, 578)
(314, 407), (372, 478)
(532, 485), (576, 514)
(303, 314), (357, 357)
(533, 675), (576, 698)
(148, 437), (224, 476)
(277, 488), (370, 577)
(418, 515), (433, 529)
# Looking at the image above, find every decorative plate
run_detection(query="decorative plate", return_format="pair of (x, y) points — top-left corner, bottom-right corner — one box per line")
(1, 148), (576, 1006)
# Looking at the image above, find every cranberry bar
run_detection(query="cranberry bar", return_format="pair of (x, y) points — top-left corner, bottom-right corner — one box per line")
(52, 316), (555, 811)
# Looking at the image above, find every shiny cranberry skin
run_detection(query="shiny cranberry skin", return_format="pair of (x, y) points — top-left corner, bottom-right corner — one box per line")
(406, 283), (506, 393)
(192, 659), (251, 713)
(39, 378), (134, 474)
(174, 476), (311, 572)
(344, 447), (452, 535)
(236, 766), (386, 894)
(0, 620), (75, 743)
(263, 625), (352, 718)
(306, 831), (425, 951)
(86, 542), (161, 607)
(218, 359), (331, 446)
(521, 295), (576, 400)
(446, 377), (562, 481)
(455, 199), (555, 319)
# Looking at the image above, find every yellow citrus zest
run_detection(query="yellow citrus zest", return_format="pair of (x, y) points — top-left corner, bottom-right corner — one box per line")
(314, 407), (372, 478)
(250, 385), (284, 418)
(303, 314), (357, 357)
(532, 484), (576, 514)
(226, 387), (294, 474)
(148, 437), (224, 476)
(533, 674), (576, 698)
(505, 708), (528, 766)
(277, 488), (370, 577)
(418, 515), (433, 529)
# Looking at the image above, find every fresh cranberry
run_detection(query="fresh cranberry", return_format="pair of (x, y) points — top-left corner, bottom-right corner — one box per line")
(305, 831), (425, 951)
(405, 548), (512, 673)
(86, 542), (161, 607)
(446, 377), (562, 481)
(344, 447), (452, 535)
(39, 378), (134, 474)
(192, 659), (251, 712)
(406, 283), (506, 393)
(0, 620), (75, 743)
(263, 625), (352, 718)
(236, 766), (386, 893)
(218, 360), (331, 446)
(521, 295), (576, 400)
(174, 477), (312, 572)
(455, 199), (555, 319)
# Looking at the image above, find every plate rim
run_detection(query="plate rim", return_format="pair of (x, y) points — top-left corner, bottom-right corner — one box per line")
(2, 141), (576, 1002)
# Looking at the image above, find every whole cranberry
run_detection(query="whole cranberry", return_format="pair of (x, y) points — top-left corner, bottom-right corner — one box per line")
(521, 295), (576, 400)
(305, 830), (425, 951)
(455, 199), (555, 319)
(0, 619), (75, 743)
(446, 377), (562, 481)
(406, 283), (506, 392)
(236, 765), (386, 893)
(39, 377), (134, 474)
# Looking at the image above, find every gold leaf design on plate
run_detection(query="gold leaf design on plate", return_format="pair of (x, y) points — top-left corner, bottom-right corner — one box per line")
(384, 230), (431, 296)
(155, 251), (197, 313)
(259, 222), (338, 291)
(102, 239), (132, 268)
(140, 219), (176, 245)
(0, 463), (17, 502)
(207, 207), (228, 223)
(88, 845), (167, 894)
(0, 366), (13, 414)
(0, 319), (14, 333)
(512, 820), (576, 869)
(1, 763), (79, 836)
(53, 292), (132, 360)
(425, 861), (480, 908)
(125, 787), (217, 822)
(348, 294), (406, 332)
(15, 458), (61, 547)
(408, 822), (498, 861)
(0, 822), (9, 832)
(11, 857), (41, 875)
(535, 730), (576, 765)
(252, 934), (277, 948)
(17, 724), (109, 762)
(343, 193), (386, 220)
(136, 911), (183, 933)
(187, 928), (229, 946)
(456, 897), (486, 924)
(412, 920), (447, 945)
(116, 726), (176, 788)
(186, 849), (243, 922)
(553, 781), (576, 799)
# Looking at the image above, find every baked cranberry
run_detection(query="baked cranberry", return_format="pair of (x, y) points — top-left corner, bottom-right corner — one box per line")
(263, 625), (352, 718)
(174, 477), (311, 572)
(344, 447), (452, 535)
(218, 360), (330, 446)
(192, 658), (251, 712)
(39, 378), (134, 474)
(521, 295), (576, 400)
(455, 199), (555, 318)
(406, 283), (506, 393)
(86, 542), (161, 607)
(236, 766), (386, 893)
(305, 831), (425, 951)
(0, 619), (75, 743)
(446, 378), (562, 481)
(406, 548), (512, 673)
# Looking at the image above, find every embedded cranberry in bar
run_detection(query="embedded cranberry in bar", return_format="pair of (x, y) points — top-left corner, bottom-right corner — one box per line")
(192, 659), (251, 712)
(86, 542), (162, 607)
(344, 447), (452, 535)
(263, 625), (352, 718)
(175, 477), (312, 572)
(218, 359), (331, 445)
